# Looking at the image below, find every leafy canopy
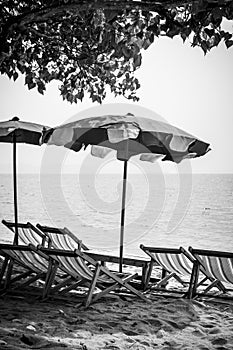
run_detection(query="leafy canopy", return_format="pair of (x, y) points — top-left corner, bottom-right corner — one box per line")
(0, 0), (233, 103)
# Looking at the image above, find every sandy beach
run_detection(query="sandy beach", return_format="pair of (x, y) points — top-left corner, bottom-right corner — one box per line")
(0, 291), (233, 350)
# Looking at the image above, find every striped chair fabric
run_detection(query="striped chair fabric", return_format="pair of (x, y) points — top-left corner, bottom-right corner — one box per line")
(1, 245), (50, 273)
(0, 243), (60, 298)
(36, 224), (88, 251)
(39, 244), (148, 306)
(196, 256), (233, 284)
(189, 247), (233, 295)
(146, 249), (193, 276)
(44, 234), (123, 284)
(139, 245), (197, 293)
(47, 232), (79, 251)
(35, 231), (112, 284)
(140, 245), (193, 274)
(2, 220), (48, 246)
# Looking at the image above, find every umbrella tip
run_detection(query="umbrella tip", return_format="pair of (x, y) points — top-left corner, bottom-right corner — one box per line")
(11, 116), (20, 121)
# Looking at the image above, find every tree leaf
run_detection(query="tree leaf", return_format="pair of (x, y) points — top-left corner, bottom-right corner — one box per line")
(0, 1), (232, 104)
(28, 81), (36, 89)
(133, 53), (142, 68)
(225, 39), (233, 48)
(201, 41), (209, 54)
(13, 72), (18, 81)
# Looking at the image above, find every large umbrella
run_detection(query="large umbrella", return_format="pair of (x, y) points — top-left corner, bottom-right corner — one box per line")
(0, 117), (48, 244)
(42, 113), (210, 272)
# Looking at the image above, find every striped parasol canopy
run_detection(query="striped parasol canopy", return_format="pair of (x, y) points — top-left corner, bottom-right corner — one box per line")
(42, 113), (211, 271)
(0, 117), (49, 244)
(43, 113), (210, 163)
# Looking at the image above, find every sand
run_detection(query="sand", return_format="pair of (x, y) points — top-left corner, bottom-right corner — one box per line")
(1, 292), (233, 350)
(1, 256), (233, 349)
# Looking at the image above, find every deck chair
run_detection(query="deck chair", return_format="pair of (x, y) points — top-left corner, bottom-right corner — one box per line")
(38, 245), (148, 307)
(0, 243), (59, 298)
(140, 245), (224, 297)
(36, 224), (89, 250)
(140, 245), (195, 293)
(2, 220), (49, 247)
(188, 247), (233, 299)
(36, 225), (151, 288)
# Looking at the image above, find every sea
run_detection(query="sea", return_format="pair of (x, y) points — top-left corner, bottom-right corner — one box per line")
(0, 173), (232, 257)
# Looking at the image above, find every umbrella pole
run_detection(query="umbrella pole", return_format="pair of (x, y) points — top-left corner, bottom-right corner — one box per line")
(119, 160), (128, 273)
(13, 132), (18, 245)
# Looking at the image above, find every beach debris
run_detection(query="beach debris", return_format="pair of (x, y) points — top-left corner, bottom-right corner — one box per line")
(67, 317), (86, 325)
(58, 309), (70, 318)
(122, 328), (138, 336)
(0, 340), (7, 346)
(208, 327), (222, 334)
(12, 318), (22, 323)
(163, 340), (179, 348)
(20, 334), (68, 348)
(26, 324), (37, 331)
(192, 327), (206, 337)
(58, 309), (68, 316)
(191, 299), (208, 308)
(211, 337), (228, 346)
(156, 329), (166, 338)
(20, 334), (36, 346)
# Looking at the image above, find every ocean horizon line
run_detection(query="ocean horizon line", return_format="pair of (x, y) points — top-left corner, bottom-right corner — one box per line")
(0, 172), (233, 175)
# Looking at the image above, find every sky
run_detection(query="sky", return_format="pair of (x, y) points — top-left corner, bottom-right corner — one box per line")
(0, 32), (233, 174)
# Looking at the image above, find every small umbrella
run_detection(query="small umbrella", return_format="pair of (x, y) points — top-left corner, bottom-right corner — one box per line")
(42, 113), (210, 272)
(0, 117), (48, 244)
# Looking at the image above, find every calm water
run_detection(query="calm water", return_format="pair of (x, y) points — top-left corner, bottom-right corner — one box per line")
(0, 173), (232, 256)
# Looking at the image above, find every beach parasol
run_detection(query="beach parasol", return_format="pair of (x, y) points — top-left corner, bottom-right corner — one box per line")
(0, 117), (48, 244)
(42, 113), (210, 272)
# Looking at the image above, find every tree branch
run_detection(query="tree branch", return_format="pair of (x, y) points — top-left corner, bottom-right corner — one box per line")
(3, 1), (232, 28)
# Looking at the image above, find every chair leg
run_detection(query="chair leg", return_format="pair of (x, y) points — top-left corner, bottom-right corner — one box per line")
(202, 279), (222, 295)
(42, 261), (59, 299)
(9, 270), (33, 284)
(141, 263), (148, 290)
(93, 272), (148, 303)
(0, 264), (42, 295)
(161, 268), (168, 286)
(0, 256), (10, 285)
(98, 269), (148, 302)
(155, 272), (175, 288)
(196, 276), (208, 288)
(213, 280), (227, 293)
(92, 274), (136, 303)
(51, 276), (74, 293)
(144, 260), (154, 290)
(85, 263), (101, 307)
(187, 261), (199, 299)
(4, 259), (14, 289)
(16, 272), (44, 289)
(173, 274), (187, 286)
(58, 278), (84, 295)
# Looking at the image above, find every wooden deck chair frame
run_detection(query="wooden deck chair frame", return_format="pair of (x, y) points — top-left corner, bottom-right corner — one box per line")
(140, 245), (195, 293)
(0, 248), (35, 288)
(140, 244), (224, 297)
(37, 225), (152, 288)
(2, 220), (49, 247)
(0, 243), (59, 298)
(38, 246), (148, 307)
(36, 224), (89, 250)
(188, 247), (233, 299)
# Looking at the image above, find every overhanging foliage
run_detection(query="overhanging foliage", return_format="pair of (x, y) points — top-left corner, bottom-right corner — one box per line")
(0, 0), (232, 103)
